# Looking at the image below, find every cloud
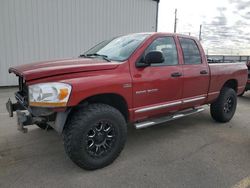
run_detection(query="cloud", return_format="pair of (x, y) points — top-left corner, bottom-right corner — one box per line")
(157, 0), (250, 55)
(228, 0), (250, 19)
(200, 3), (250, 55)
(210, 7), (228, 25)
(241, 11), (250, 19)
(229, 0), (250, 10)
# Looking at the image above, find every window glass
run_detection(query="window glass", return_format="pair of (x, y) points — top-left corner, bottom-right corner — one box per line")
(84, 33), (149, 61)
(144, 37), (178, 66)
(179, 38), (202, 64)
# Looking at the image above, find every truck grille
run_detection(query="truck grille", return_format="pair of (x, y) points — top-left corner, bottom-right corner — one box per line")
(16, 76), (29, 106)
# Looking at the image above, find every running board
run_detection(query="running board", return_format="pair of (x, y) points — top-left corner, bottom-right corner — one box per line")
(134, 108), (204, 129)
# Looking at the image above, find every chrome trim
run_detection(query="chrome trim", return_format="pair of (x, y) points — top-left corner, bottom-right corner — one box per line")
(173, 114), (184, 119)
(183, 96), (206, 104)
(135, 122), (155, 129)
(135, 108), (205, 129)
(135, 96), (206, 114)
(208, 91), (220, 96)
(135, 101), (182, 113)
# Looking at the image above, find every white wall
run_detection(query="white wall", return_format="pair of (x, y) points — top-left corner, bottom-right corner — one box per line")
(0, 0), (158, 86)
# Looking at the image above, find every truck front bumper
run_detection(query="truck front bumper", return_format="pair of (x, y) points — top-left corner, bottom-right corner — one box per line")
(6, 98), (71, 134)
(6, 98), (25, 117)
(6, 98), (47, 133)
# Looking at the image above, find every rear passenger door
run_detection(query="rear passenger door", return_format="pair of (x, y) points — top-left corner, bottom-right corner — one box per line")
(178, 37), (209, 108)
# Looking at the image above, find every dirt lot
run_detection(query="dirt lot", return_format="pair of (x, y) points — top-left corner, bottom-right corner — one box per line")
(0, 87), (250, 188)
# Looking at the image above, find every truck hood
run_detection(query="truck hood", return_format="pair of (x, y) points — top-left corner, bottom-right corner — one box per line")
(9, 58), (120, 81)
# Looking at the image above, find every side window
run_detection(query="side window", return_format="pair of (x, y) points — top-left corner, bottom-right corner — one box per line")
(179, 38), (202, 64)
(144, 37), (178, 66)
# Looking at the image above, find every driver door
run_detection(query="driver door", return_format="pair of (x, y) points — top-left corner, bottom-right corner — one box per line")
(131, 36), (183, 121)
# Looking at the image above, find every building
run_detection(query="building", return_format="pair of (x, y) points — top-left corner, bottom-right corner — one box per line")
(0, 0), (159, 86)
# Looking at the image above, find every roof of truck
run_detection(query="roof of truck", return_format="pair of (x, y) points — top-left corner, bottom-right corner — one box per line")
(126, 32), (199, 41)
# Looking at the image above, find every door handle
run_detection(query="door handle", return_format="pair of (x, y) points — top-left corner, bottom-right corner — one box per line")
(200, 70), (208, 75)
(171, 72), (182, 77)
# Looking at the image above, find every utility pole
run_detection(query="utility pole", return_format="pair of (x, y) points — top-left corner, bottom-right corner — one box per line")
(199, 24), (202, 41)
(174, 9), (177, 33)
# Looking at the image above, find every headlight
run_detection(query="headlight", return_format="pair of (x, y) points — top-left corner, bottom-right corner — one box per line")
(29, 82), (72, 107)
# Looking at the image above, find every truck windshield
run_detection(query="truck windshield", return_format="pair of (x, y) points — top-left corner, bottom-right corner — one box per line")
(82, 33), (150, 62)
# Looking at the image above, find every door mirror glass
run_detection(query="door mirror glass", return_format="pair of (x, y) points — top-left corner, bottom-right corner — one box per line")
(145, 51), (164, 64)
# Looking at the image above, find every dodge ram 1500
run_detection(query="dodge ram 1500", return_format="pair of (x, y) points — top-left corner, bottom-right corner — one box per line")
(6, 32), (248, 170)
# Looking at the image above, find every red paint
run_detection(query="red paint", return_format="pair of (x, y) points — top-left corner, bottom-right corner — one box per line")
(9, 58), (119, 81)
(9, 33), (248, 122)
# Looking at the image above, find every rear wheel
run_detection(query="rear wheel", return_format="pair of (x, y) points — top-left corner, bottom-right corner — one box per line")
(210, 87), (237, 122)
(63, 103), (127, 170)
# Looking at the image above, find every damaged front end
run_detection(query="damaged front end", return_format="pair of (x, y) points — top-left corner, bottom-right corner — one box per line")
(6, 76), (71, 133)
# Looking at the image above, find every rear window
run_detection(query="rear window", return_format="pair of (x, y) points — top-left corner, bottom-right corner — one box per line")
(179, 38), (202, 64)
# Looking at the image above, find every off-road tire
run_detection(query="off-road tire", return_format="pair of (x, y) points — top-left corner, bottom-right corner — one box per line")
(210, 87), (237, 122)
(63, 103), (127, 170)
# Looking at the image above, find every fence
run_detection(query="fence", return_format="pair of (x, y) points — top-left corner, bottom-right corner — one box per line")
(207, 55), (250, 63)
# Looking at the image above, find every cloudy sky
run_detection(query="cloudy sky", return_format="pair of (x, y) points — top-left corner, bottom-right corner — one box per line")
(158, 0), (250, 55)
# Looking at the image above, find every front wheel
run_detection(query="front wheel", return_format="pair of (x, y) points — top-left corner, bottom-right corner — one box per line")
(63, 103), (127, 170)
(210, 87), (237, 122)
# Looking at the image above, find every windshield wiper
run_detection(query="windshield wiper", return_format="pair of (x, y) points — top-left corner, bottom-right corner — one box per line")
(79, 54), (87, 58)
(85, 53), (111, 62)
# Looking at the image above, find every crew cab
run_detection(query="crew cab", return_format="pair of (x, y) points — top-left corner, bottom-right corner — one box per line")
(6, 33), (248, 170)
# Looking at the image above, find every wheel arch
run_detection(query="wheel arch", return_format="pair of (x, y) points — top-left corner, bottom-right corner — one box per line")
(222, 79), (238, 92)
(72, 93), (129, 122)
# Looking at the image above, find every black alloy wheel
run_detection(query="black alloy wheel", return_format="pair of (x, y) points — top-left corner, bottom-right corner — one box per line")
(210, 87), (237, 123)
(223, 96), (235, 114)
(86, 120), (116, 158)
(63, 103), (127, 170)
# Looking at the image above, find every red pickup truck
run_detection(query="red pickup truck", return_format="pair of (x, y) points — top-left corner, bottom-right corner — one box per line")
(6, 33), (247, 170)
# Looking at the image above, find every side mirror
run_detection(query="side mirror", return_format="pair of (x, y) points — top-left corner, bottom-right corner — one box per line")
(145, 51), (164, 64)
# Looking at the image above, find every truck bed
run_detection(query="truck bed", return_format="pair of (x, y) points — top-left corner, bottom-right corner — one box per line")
(207, 62), (247, 102)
